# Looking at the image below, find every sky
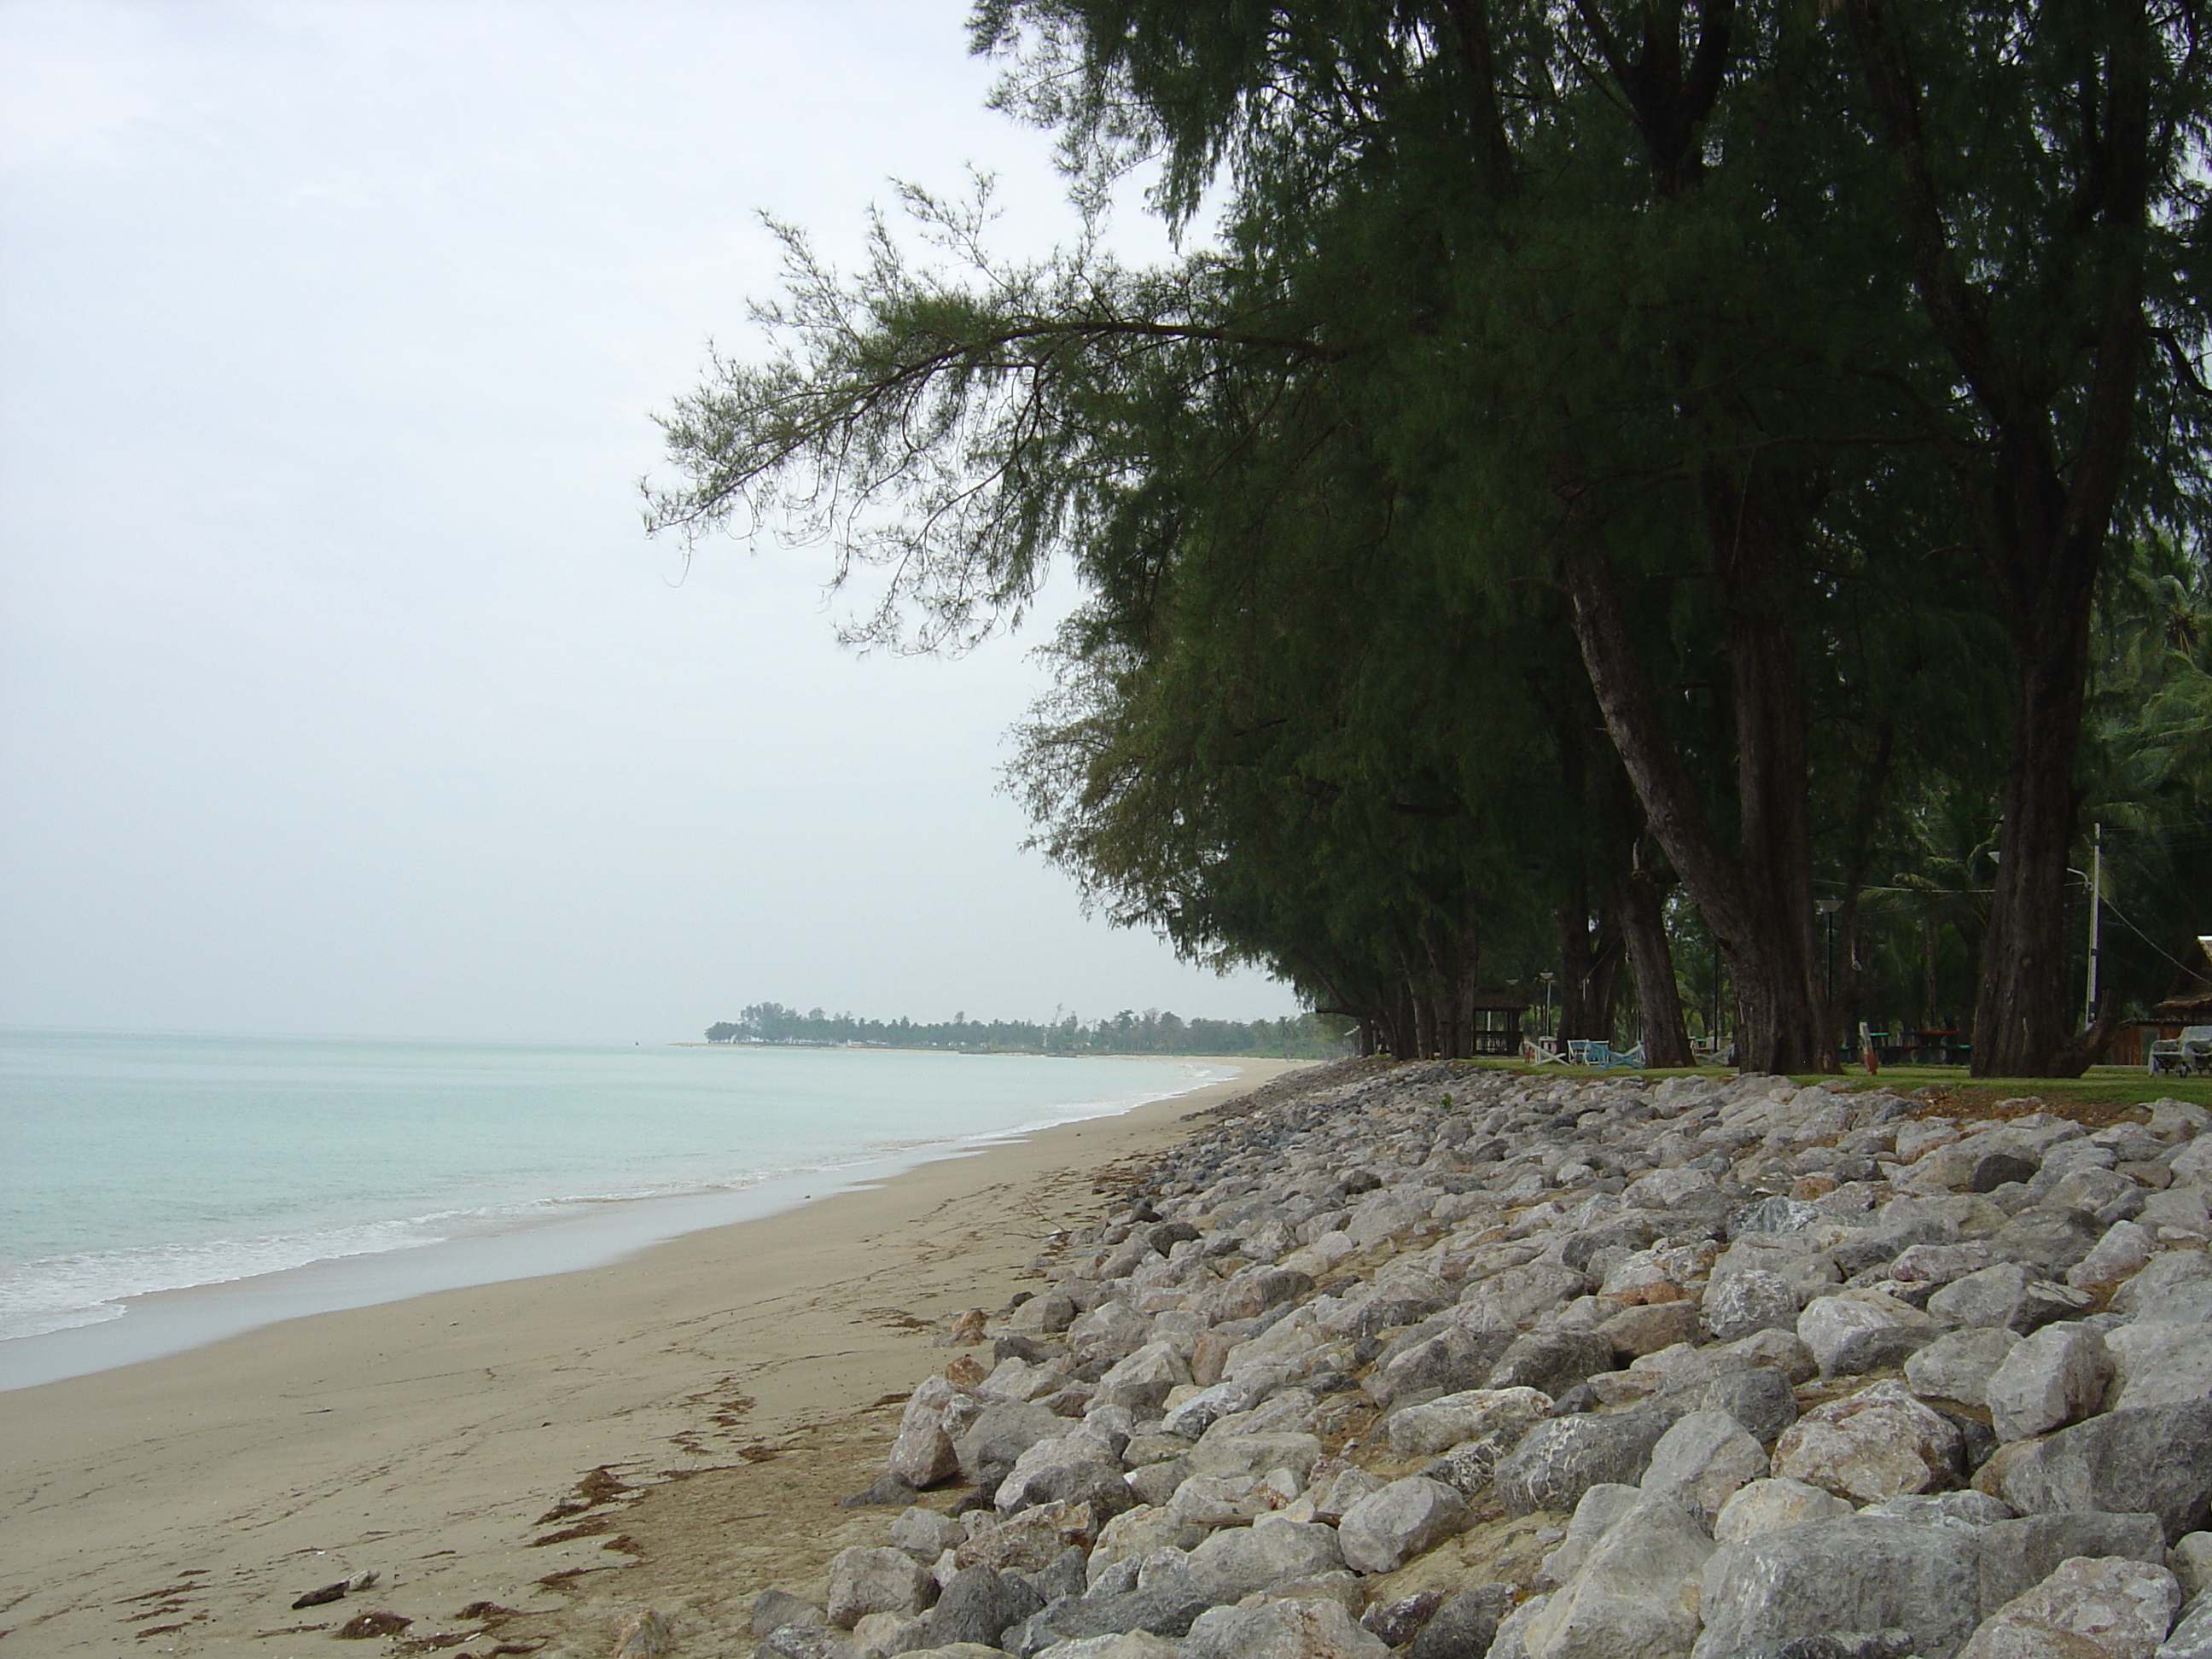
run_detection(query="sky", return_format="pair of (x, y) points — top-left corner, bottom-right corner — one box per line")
(0, 0), (1293, 1043)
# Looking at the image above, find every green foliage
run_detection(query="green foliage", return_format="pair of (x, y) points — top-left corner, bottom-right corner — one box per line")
(703, 1002), (1351, 1057)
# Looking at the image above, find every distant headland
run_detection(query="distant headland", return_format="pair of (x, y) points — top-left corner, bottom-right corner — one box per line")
(701, 1001), (1349, 1058)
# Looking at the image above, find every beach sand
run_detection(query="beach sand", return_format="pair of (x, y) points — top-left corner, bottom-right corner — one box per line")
(0, 1060), (1303, 1656)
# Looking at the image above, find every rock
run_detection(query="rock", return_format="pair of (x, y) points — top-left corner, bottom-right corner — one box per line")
(1182, 1598), (1389, 1659)
(1983, 1321), (2111, 1443)
(1993, 1207), (2105, 1278)
(1906, 1327), (2022, 1408)
(1369, 1326), (1517, 1407)
(1955, 1554), (2180, 1659)
(1013, 1580), (1213, 1650)
(1487, 1334), (1619, 1400)
(1697, 1367), (1800, 1446)
(1185, 1518), (1347, 1603)
(1639, 1410), (1768, 1525)
(1383, 1388), (1552, 1458)
(1310, 1465), (1386, 1524)
(1972, 1153), (2040, 1193)
(1031, 1635), (1180, 1659)
(1187, 1431), (1324, 1484)
(892, 1380), (969, 1488)
(829, 1548), (939, 1629)
(997, 1431), (1121, 1513)
(758, 1625), (854, 1659)
(848, 1472), (923, 1508)
(1797, 1294), (1931, 1378)
(1709, 1639), (1913, 1659)
(1460, 1262), (1591, 1330)
(2172, 1532), (2212, 1601)
(892, 1509), (969, 1565)
(1088, 1506), (1203, 1578)
(1772, 1379), (1963, 1503)
(1691, 1515), (1982, 1659)
(1599, 1301), (1705, 1359)
(851, 1611), (931, 1659)
(956, 1503), (1097, 1574)
(1167, 1473), (1277, 1531)
(1861, 1490), (2015, 1531)
(1405, 1586), (1513, 1659)
(958, 1400), (1072, 1487)
(2163, 1597), (2212, 1659)
(1540, 1484), (1642, 1590)
(1336, 1476), (1473, 1575)
(2067, 1221), (2156, 1290)
(2111, 1251), (2212, 1318)
(1703, 1272), (1802, 1343)
(930, 1568), (1046, 1648)
(1988, 1400), (2212, 1542)
(1361, 1591), (1442, 1647)
(2104, 1318), (2212, 1413)
(1712, 1477), (1855, 1545)
(1731, 1196), (1825, 1237)
(1521, 1493), (1714, 1659)
(1929, 1264), (2039, 1330)
(754, 1592), (830, 1639)
(1495, 1409), (1675, 1516)
(1976, 1511), (2168, 1615)
(1097, 1344), (1192, 1414)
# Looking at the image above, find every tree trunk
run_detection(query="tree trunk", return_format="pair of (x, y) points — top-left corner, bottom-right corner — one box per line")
(1617, 856), (1694, 1066)
(1560, 538), (1828, 1073)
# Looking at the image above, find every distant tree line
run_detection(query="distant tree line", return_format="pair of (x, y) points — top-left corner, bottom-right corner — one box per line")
(703, 1002), (1350, 1057)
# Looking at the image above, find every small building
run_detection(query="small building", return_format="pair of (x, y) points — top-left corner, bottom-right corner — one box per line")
(1469, 991), (1527, 1057)
(2118, 935), (2212, 1066)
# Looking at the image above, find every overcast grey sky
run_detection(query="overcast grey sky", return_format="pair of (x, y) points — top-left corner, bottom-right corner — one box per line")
(0, 0), (1291, 1043)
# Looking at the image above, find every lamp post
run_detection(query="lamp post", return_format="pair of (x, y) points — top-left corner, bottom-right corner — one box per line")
(1539, 970), (1555, 1039)
(1816, 899), (1842, 1061)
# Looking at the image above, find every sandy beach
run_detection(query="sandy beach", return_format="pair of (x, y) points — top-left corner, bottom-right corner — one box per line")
(0, 1059), (1304, 1656)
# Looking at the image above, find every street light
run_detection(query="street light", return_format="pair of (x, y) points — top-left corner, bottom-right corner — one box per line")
(1816, 899), (1843, 1059)
(1538, 970), (1555, 1039)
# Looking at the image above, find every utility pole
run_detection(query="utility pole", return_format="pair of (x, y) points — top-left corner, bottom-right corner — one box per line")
(2083, 823), (2103, 1031)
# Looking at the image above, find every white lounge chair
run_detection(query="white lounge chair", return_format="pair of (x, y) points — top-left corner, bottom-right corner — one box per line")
(2150, 1025), (2212, 1075)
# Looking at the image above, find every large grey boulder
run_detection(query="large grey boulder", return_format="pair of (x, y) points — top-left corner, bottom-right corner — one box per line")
(1695, 1515), (1982, 1659)
(1975, 1510), (2168, 1616)
(997, 1429), (1122, 1513)
(1182, 1598), (1388, 1659)
(890, 1507), (967, 1564)
(1096, 1343), (1191, 1413)
(1955, 1555), (2179, 1659)
(1639, 1411), (1768, 1527)
(1906, 1327), (2020, 1409)
(1696, 1367), (1800, 1447)
(956, 1400), (1070, 1486)
(1405, 1586), (1513, 1659)
(1031, 1635), (1179, 1659)
(1982, 1321), (2110, 1443)
(1703, 1272), (1802, 1344)
(1926, 1263), (2088, 1334)
(1383, 1388), (1551, 1458)
(1705, 1639), (1912, 1659)
(1991, 1206), (2105, 1278)
(1495, 1409), (1675, 1516)
(927, 1567), (1044, 1649)
(1519, 1493), (1713, 1659)
(1336, 1476), (1473, 1575)
(1711, 1478), (1855, 1545)
(890, 1379), (968, 1488)
(2163, 1594), (2212, 1659)
(828, 1547), (939, 1629)
(1185, 1431), (1324, 1483)
(1989, 1400), (2212, 1542)
(1009, 1580), (1213, 1652)
(1797, 1295), (1931, 1377)
(2104, 1318), (2212, 1413)
(1370, 1325), (1518, 1407)
(1487, 1333), (1619, 1400)
(1184, 1518), (1344, 1604)
(1770, 1380), (1963, 1504)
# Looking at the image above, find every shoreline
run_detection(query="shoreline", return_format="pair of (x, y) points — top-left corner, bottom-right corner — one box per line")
(0, 1058), (1304, 1656)
(0, 1053), (1240, 1393)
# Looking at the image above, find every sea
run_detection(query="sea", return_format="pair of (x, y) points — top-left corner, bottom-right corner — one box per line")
(0, 1028), (1231, 1390)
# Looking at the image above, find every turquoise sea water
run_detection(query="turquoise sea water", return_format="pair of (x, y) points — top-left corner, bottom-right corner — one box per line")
(0, 1030), (1226, 1365)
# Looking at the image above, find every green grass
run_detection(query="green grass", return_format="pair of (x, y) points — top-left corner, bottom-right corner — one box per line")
(1459, 1056), (2212, 1111)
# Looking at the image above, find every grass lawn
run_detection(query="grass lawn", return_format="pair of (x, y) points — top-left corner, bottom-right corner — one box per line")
(1464, 1057), (2212, 1121)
